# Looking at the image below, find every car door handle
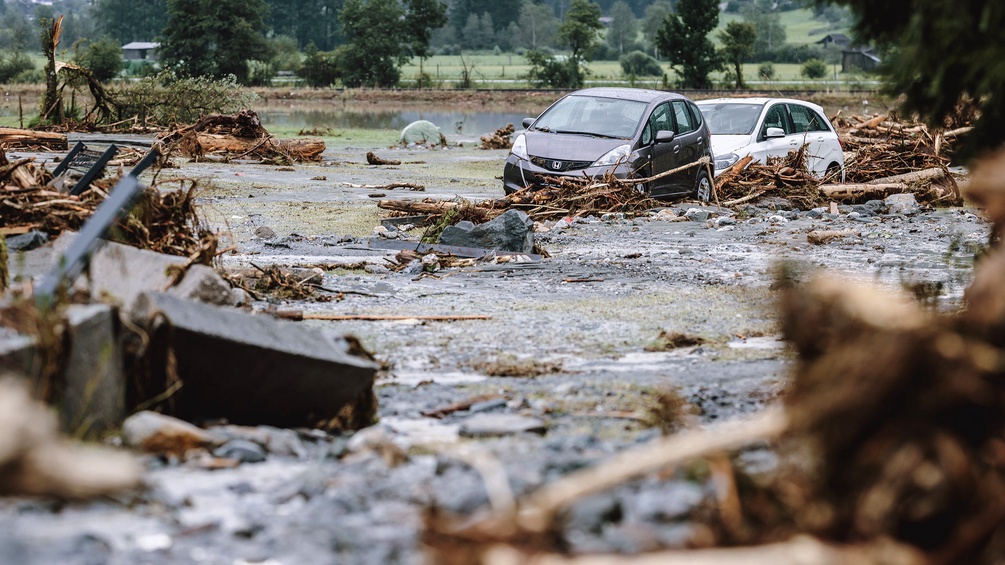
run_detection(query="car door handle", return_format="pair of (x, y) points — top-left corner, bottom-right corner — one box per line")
(673, 145), (680, 153)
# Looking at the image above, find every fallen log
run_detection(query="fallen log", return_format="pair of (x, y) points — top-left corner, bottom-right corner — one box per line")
(481, 536), (926, 565)
(182, 133), (325, 161)
(0, 127), (67, 150)
(366, 151), (401, 166)
(819, 183), (908, 200)
(865, 167), (947, 186)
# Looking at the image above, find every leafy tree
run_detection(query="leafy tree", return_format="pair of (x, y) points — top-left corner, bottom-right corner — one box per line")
(298, 41), (343, 87)
(524, 48), (577, 87)
(448, 0), (521, 40)
(620, 50), (662, 76)
(758, 61), (775, 80)
(516, 2), (560, 50)
(801, 58), (828, 79)
(461, 12), (496, 50)
(0, 51), (34, 84)
(821, 0), (1004, 157)
(642, 1), (673, 58)
(74, 37), (123, 82)
(0, 9), (35, 51)
(159, 0), (270, 84)
(264, 0), (344, 50)
(93, 0), (167, 44)
(339, 0), (447, 87)
(718, 21), (756, 89)
(656, 0), (722, 89)
(741, 0), (786, 59)
(558, 0), (604, 88)
(607, 1), (638, 55)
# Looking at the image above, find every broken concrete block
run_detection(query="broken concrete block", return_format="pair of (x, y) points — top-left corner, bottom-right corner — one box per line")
(0, 330), (35, 376)
(885, 192), (920, 215)
(122, 410), (214, 456)
(437, 209), (534, 253)
(165, 264), (235, 306)
(131, 292), (379, 428)
(63, 304), (125, 436)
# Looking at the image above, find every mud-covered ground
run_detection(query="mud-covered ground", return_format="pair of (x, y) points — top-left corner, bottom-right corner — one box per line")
(0, 134), (990, 565)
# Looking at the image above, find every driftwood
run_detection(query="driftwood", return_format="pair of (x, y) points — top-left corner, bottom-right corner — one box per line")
(0, 127), (68, 149)
(159, 109), (325, 162)
(366, 151), (401, 166)
(866, 167), (948, 186)
(482, 536), (926, 565)
(819, 183), (908, 199)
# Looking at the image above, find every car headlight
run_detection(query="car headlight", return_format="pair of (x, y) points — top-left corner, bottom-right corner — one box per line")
(510, 134), (529, 160)
(714, 153), (739, 171)
(592, 144), (634, 167)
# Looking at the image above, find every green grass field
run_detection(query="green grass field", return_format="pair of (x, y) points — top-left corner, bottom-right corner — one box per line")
(401, 8), (860, 88)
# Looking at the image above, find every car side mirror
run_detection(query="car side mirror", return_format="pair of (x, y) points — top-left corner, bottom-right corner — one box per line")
(522, 117), (535, 129)
(765, 127), (785, 139)
(655, 130), (676, 143)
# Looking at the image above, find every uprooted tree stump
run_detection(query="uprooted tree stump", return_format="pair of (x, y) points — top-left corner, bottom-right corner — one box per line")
(158, 109), (325, 163)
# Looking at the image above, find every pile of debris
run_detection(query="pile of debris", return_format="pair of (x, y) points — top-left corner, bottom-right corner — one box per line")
(0, 148), (212, 257)
(158, 109), (325, 164)
(380, 160), (708, 226)
(480, 124), (515, 150)
(422, 149), (1005, 565)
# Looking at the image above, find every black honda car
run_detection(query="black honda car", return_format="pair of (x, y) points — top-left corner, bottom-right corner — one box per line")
(503, 87), (714, 201)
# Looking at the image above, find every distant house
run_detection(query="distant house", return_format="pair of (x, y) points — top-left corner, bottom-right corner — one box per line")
(842, 47), (881, 72)
(816, 33), (851, 49)
(122, 42), (160, 61)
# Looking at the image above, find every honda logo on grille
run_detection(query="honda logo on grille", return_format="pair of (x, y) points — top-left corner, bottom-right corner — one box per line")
(551, 160), (562, 170)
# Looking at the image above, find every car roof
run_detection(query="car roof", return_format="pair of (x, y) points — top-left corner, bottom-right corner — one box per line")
(696, 97), (826, 114)
(568, 87), (686, 104)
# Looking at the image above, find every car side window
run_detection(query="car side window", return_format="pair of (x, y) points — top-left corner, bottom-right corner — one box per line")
(643, 103), (671, 144)
(787, 104), (829, 133)
(671, 101), (696, 134)
(688, 102), (703, 127)
(791, 105), (830, 133)
(761, 104), (790, 137)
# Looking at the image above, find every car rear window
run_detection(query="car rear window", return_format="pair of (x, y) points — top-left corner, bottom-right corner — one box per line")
(696, 102), (764, 135)
(672, 101), (696, 134)
(788, 104), (831, 133)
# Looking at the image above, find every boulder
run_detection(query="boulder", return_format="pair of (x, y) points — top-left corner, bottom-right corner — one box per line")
(885, 192), (920, 215)
(400, 120), (444, 146)
(437, 209), (534, 253)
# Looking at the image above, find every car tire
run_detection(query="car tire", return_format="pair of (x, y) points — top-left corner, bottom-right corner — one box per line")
(826, 162), (842, 182)
(694, 168), (712, 204)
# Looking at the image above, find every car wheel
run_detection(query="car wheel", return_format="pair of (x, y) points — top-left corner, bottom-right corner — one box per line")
(825, 162), (842, 182)
(694, 168), (712, 204)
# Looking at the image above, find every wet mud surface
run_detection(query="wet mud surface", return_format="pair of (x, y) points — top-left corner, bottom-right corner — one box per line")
(1, 136), (990, 564)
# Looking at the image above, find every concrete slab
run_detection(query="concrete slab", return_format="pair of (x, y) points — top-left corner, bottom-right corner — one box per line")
(131, 292), (379, 428)
(63, 304), (125, 436)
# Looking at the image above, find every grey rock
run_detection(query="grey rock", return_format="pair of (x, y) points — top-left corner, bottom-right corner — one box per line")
(122, 411), (214, 455)
(214, 439), (267, 463)
(805, 209), (823, 218)
(758, 196), (793, 211)
(886, 192), (920, 215)
(437, 209), (534, 253)
(684, 208), (710, 222)
(459, 414), (546, 437)
(254, 226), (277, 239)
(468, 398), (507, 413)
(564, 492), (622, 533)
(626, 481), (706, 522)
(714, 217), (736, 227)
(168, 264), (237, 307)
(5, 230), (49, 251)
(364, 264), (390, 275)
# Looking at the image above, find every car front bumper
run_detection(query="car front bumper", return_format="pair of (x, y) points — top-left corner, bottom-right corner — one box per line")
(502, 155), (636, 194)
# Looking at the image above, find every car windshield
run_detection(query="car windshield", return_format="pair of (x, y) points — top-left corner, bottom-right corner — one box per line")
(697, 102), (765, 135)
(533, 95), (647, 139)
